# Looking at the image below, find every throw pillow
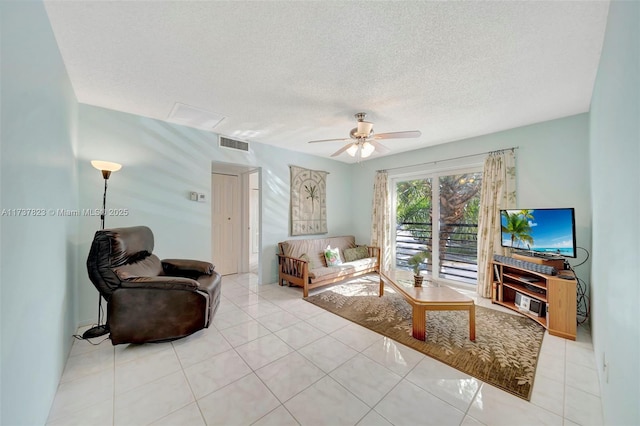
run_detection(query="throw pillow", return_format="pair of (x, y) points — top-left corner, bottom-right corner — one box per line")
(299, 253), (315, 269)
(343, 245), (370, 262)
(343, 247), (358, 263)
(324, 247), (342, 266)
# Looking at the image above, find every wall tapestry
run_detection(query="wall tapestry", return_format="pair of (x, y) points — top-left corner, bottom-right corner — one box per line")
(290, 165), (327, 236)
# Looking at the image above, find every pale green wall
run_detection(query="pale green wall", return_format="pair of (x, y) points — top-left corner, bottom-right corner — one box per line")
(589, 1), (639, 425)
(350, 114), (592, 282)
(0, 2), (79, 425)
(75, 104), (354, 323)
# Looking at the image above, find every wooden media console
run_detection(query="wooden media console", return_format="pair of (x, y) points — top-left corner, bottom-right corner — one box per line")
(492, 257), (577, 340)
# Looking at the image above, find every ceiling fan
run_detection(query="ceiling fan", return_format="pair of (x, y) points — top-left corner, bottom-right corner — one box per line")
(308, 112), (421, 160)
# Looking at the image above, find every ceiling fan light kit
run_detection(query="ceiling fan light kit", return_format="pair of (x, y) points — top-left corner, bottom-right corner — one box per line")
(345, 141), (375, 159)
(361, 142), (375, 158)
(346, 143), (359, 157)
(308, 112), (421, 161)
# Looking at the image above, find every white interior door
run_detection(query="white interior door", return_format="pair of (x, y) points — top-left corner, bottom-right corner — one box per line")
(212, 173), (239, 275)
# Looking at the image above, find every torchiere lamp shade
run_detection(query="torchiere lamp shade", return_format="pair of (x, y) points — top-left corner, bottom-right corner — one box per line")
(91, 160), (122, 179)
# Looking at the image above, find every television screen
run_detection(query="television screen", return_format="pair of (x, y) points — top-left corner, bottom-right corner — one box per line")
(500, 208), (577, 258)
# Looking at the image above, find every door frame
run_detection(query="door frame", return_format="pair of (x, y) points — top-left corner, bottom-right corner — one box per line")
(239, 169), (261, 274)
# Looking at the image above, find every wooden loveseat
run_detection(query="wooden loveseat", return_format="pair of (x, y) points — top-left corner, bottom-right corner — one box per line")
(277, 235), (380, 297)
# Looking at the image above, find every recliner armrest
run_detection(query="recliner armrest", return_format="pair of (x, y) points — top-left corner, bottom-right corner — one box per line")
(162, 259), (215, 276)
(121, 276), (199, 291)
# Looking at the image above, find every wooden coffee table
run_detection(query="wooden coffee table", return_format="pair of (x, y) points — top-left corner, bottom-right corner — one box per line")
(379, 269), (476, 341)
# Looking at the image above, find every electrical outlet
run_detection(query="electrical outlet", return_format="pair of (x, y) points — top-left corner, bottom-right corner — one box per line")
(197, 193), (206, 202)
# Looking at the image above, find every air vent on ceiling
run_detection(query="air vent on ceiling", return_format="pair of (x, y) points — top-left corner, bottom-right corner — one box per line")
(219, 136), (249, 152)
(167, 102), (225, 131)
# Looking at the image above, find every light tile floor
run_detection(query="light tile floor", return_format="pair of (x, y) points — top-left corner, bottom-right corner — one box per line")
(47, 273), (604, 426)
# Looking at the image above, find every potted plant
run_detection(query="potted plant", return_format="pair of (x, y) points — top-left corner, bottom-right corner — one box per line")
(408, 251), (430, 287)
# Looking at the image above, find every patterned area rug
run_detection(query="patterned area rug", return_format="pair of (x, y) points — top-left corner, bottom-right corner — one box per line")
(305, 280), (545, 400)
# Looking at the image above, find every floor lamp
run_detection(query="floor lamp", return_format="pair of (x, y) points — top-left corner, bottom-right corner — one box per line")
(82, 160), (122, 339)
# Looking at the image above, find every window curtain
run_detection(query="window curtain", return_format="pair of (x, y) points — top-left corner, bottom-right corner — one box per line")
(371, 171), (392, 271)
(476, 150), (517, 298)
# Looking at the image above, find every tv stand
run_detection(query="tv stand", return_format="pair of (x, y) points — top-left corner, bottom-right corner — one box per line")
(492, 257), (576, 340)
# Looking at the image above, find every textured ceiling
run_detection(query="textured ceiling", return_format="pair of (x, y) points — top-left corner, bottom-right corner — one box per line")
(44, 1), (610, 163)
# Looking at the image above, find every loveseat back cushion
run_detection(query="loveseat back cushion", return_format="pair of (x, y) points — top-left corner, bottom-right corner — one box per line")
(114, 254), (163, 280)
(282, 239), (327, 269)
(282, 236), (356, 269)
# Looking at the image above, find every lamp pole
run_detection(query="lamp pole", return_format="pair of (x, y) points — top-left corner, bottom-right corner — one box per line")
(100, 171), (109, 230)
(82, 161), (122, 339)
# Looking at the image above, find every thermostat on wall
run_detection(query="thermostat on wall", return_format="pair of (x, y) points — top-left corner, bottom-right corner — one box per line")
(189, 192), (206, 202)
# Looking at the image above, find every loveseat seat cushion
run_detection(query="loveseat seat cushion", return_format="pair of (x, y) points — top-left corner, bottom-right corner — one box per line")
(345, 257), (378, 270)
(309, 266), (355, 283)
(308, 257), (378, 282)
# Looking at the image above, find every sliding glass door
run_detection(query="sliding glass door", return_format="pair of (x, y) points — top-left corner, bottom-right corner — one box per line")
(393, 169), (482, 285)
(395, 178), (433, 274)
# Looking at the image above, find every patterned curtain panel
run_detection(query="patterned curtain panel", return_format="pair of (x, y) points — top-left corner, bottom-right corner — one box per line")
(476, 150), (517, 298)
(371, 171), (392, 271)
(290, 166), (328, 236)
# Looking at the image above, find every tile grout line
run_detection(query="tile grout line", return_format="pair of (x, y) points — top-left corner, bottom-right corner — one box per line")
(171, 341), (207, 426)
(233, 276), (360, 425)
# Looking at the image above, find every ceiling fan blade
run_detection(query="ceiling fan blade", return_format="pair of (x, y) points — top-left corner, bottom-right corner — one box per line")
(330, 144), (353, 157)
(308, 138), (349, 144)
(374, 130), (422, 140)
(369, 140), (390, 154)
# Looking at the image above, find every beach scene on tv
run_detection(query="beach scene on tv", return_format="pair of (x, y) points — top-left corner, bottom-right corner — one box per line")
(501, 209), (576, 257)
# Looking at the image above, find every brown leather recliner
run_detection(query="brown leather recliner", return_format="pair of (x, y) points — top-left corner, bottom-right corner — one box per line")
(86, 226), (221, 345)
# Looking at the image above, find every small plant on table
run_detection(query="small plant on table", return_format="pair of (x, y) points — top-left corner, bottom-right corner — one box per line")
(408, 251), (430, 287)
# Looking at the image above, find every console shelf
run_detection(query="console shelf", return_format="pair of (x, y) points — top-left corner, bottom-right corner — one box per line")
(492, 259), (577, 340)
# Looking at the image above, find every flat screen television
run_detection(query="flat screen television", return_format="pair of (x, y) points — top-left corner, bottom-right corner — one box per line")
(500, 208), (577, 258)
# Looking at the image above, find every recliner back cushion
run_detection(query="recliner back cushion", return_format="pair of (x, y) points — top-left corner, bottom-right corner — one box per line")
(104, 226), (155, 267)
(114, 254), (163, 280)
(87, 226), (156, 299)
